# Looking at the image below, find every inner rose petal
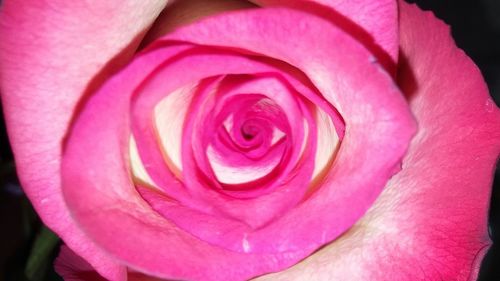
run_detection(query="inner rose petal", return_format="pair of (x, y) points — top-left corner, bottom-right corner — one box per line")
(62, 9), (414, 280)
(129, 48), (320, 230)
(126, 47), (344, 234)
(312, 106), (339, 180)
(182, 77), (310, 200)
(207, 145), (281, 184)
(184, 75), (307, 191)
(129, 136), (157, 188)
(154, 82), (199, 178)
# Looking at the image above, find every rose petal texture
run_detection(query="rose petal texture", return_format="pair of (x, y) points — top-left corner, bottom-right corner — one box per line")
(248, 0), (399, 72)
(59, 5), (414, 281)
(255, 2), (500, 280)
(0, 1), (170, 280)
(148, 0), (398, 73)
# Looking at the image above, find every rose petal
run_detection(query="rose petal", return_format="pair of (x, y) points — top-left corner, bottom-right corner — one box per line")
(164, 6), (415, 253)
(254, 2), (500, 280)
(153, 82), (199, 176)
(130, 49), (316, 229)
(185, 75), (309, 194)
(249, 0), (398, 72)
(0, 1), (169, 280)
(63, 45), (308, 280)
(141, 0), (258, 47)
(62, 8), (414, 280)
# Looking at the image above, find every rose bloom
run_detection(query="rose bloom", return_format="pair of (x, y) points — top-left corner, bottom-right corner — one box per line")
(1, 0), (499, 280)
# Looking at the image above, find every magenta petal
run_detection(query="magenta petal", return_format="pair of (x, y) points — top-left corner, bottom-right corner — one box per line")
(380, 2), (500, 279)
(62, 45), (311, 280)
(165, 6), (415, 252)
(0, 1), (170, 280)
(250, 0), (398, 72)
(130, 49), (315, 228)
(254, 3), (500, 280)
(62, 8), (415, 280)
(133, 50), (316, 235)
(186, 75), (306, 194)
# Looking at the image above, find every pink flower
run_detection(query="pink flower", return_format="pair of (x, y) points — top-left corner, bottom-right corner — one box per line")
(1, 0), (499, 280)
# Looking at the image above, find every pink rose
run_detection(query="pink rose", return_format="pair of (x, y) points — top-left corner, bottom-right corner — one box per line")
(1, 0), (499, 280)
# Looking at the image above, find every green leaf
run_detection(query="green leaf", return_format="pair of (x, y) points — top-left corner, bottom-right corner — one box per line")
(24, 226), (60, 281)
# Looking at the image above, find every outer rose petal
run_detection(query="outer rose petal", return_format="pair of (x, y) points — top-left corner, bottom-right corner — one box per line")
(0, 1), (169, 280)
(255, 2), (500, 281)
(146, 0), (398, 72)
(249, 0), (398, 72)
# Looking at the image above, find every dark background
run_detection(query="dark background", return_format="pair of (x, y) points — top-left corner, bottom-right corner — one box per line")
(0, 0), (499, 280)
